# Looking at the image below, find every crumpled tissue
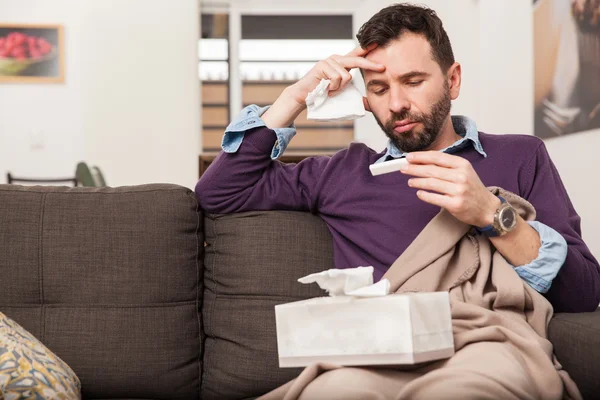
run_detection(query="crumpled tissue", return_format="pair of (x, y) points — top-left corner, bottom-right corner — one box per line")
(305, 78), (366, 122)
(298, 266), (390, 297)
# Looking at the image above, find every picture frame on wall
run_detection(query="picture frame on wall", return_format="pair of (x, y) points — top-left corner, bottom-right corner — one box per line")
(0, 23), (65, 83)
(533, 0), (600, 138)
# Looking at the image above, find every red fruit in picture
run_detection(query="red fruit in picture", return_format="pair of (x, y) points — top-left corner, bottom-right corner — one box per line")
(37, 39), (52, 55)
(13, 34), (26, 46)
(39, 44), (51, 55)
(0, 33), (54, 60)
(11, 47), (26, 58)
(30, 49), (42, 59)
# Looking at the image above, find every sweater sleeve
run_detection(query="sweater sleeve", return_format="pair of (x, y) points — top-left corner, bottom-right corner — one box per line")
(195, 126), (330, 214)
(522, 141), (600, 312)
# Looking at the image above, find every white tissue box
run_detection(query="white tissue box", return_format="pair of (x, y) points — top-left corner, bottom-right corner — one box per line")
(275, 291), (454, 368)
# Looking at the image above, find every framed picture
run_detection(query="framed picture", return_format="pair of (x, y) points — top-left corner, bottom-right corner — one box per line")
(0, 24), (65, 83)
(533, 0), (600, 138)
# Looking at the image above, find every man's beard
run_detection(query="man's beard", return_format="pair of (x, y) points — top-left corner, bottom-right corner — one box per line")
(374, 84), (452, 153)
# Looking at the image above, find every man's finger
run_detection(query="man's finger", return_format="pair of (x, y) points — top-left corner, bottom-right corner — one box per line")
(345, 43), (377, 58)
(406, 151), (466, 169)
(337, 56), (385, 72)
(415, 190), (452, 210)
(408, 177), (457, 196)
(325, 58), (352, 91)
(320, 62), (343, 90)
(400, 164), (458, 182)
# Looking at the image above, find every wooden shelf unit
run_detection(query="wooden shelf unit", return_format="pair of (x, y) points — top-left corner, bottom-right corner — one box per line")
(201, 80), (355, 153)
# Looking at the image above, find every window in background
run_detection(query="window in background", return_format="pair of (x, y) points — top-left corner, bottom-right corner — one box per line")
(238, 15), (355, 154)
(199, 13), (229, 152)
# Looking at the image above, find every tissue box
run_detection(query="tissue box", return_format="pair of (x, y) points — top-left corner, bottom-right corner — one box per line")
(275, 291), (454, 368)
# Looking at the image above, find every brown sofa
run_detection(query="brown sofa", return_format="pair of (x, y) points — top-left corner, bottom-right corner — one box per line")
(0, 184), (598, 399)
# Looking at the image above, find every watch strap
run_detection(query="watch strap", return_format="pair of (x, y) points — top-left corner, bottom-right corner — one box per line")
(475, 196), (506, 237)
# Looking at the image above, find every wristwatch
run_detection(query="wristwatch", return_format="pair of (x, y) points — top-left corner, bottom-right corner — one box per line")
(476, 196), (518, 237)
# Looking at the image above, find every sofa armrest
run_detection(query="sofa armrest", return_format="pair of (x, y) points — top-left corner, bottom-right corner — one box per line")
(548, 309), (600, 399)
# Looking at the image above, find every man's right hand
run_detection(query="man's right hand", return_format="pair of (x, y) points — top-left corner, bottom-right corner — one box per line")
(287, 44), (385, 105)
(262, 45), (385, 129)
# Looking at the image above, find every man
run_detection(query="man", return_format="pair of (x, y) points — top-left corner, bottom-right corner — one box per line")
(197, 4), (600, 398)
(197, 3), (599, 314)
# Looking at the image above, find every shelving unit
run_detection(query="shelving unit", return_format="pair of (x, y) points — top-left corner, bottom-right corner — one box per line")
(199, 13), (355, 176)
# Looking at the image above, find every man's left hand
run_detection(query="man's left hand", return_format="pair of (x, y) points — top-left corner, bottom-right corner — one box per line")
(400, 151), (500, 228)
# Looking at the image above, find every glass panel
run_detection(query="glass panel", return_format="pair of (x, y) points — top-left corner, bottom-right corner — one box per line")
(241, 61), (312, 82)
(201, 13), (229, 39)
(241, 15), (352, 40)
(199, 38), (228, 61)
(200, 13), (230, 153)
(199, 61), (228, 83)
(240, 39), (355, 61)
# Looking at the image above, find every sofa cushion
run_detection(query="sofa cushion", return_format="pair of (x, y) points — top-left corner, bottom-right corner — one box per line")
(0, 312), (81, 398)
(202, 210), (600, 400)
(0, 184), (202, 400)
(548, 310), (600, 399)
(202, 211), (331, 399)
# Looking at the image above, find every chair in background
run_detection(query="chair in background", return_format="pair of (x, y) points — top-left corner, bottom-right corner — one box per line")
(75, 162), (97, 187)
(90, 166), (107, 187)
(7, 162), (108, 187)
(6, 172), (78, 186)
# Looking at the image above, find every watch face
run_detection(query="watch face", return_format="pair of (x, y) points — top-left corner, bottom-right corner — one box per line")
(499, 207), (516, 230)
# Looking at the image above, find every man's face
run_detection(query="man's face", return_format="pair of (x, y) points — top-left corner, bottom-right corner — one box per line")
(363, 32), (458, 152)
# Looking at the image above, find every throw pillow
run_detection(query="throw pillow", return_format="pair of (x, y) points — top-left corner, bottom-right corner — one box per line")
(0, 312), (81, 399)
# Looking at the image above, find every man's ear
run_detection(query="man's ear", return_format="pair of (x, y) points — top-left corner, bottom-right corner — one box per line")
(363, 96), (372, 112)
(358, 68), (372, 112)
(447, 62), (462, 100)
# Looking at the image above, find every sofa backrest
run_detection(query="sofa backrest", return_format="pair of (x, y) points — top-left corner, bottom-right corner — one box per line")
(3, 184), (598, 399)
(0, 184), (342, 399)
(201, 211), (332, 399)
(0, 184), (202, 400)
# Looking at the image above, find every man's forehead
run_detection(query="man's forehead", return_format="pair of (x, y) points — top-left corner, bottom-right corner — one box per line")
(364, 33), (436, 76)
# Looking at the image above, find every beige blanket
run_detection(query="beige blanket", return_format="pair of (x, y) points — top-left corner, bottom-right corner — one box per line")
(259, 188), (582, 400)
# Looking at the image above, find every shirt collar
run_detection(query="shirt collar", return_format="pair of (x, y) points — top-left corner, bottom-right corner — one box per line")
(375, 115), (487, 164)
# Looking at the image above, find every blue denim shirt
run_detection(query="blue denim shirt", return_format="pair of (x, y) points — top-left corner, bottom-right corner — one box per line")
(221, 105), (568, 293)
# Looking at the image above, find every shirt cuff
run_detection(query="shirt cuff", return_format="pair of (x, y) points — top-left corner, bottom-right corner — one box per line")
(221, 104), (297, 159)
(512, 221), (568, 294)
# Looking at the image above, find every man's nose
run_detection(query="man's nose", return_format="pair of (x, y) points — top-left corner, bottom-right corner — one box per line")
(389, 87), (411, 114)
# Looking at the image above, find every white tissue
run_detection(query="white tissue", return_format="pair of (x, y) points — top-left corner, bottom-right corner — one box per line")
(305, 78), (366, 122)
(298, 266), (390, 297)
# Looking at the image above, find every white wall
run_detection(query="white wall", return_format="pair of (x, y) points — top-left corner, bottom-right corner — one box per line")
(81, 0), (200, 188)
(0, 0), (200, 188)
(0, 0), (85, 181)
(545, 129), (600, 257)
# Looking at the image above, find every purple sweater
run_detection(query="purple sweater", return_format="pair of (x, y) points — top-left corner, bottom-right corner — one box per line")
(195, 127), (600, 313)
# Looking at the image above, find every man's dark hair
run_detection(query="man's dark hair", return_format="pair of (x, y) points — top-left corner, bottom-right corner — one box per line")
(356, 3), (455, 71)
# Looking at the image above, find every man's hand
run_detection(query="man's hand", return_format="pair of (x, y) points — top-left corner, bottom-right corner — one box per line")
(286, 44), (385, 105)
(262, 45), (385, 129)
(402, 151), (542, 267)
(400, 151), (500, 228)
